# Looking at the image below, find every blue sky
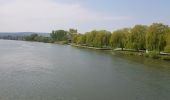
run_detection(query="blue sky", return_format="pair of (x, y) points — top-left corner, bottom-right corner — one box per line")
(0, 0), (170, 33)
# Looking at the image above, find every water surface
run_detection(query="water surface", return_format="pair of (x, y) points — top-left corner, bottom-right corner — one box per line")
(0, 40), (170, 100)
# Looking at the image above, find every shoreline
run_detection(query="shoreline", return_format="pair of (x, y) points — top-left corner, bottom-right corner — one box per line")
(70, 44), (112, 50)
(71, 43), (170, 61)
(1, 39), (170, 61)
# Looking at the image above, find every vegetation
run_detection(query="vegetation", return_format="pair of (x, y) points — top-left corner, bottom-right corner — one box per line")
(72, 23), (170, 54)
(25, 33), (52, 43)
(51, 30), (68, 42)
(1, 23), (170, 60)
(73, 30), (111, 48)
(110, 28), (128, 50)
(146, 23), (169, 51)
(161, 56), (170, 61)
(126, 25), (147, 51)
(148, 51), (160, 59)
(164, 33), (170, 53)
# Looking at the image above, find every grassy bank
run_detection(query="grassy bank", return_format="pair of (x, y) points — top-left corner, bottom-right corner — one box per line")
(71, 43), (170, 61)
(114, 50), (170, 61)
(71, 44), (112, 50)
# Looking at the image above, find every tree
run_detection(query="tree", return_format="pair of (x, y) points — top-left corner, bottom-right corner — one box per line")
(110, 29), (128, 50)
(50, 30), (68, 41)
(101, 30), (111, 47)
(77, 34), (86, 45)
(93, 30), (111, 48)
(146, 23), (169, 51)
(25, 33), (38, 41)
(69, 28), (77, 34)
(93, 31), (104, 48)
(86, 31), (97, 47)
(68, 29), (78, 42)
(164, 32), (170, 53)
(72, 34), (79, 44)
(126, 25), (147, 51)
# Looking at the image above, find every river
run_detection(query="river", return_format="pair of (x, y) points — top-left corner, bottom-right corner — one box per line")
(0, 40), (170, 100)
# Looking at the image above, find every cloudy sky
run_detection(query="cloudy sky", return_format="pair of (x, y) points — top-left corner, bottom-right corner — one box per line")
(0, 0), (170, 33)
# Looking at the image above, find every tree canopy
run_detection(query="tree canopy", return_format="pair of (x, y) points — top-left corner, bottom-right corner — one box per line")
(21, 23), (170, 53)
(50, 30), (68, 42)
(146, 23), (169, 51)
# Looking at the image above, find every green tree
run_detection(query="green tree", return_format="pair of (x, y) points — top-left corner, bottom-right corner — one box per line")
(86, 31), (97, 47)
(126, 25), (147, 51)
(25, 33), (38, 41)
(69, 28), (78, 34)
(50, 30), (68, 42)
(146, 23), (169, 51)
(77, 34), (86, 45)
(72, 34), (79, 44)
(93, 30), (111, 48)
(164, 32), (170, 53)
(110, 29), (128, 50)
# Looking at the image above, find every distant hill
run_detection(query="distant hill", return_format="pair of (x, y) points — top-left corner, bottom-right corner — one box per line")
(0, 32), (50, 37)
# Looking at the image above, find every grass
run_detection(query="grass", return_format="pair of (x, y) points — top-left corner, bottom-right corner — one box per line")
(161, 56), (170, 61)
(148, 51), (160, 59)
(114, 50), (170, 61)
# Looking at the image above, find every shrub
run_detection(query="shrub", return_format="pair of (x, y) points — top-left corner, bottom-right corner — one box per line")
(161, 56), (170, 61)
(148, 51), (160, 59)
(164, 45), (170, 53)
(144, 53), (149, 57)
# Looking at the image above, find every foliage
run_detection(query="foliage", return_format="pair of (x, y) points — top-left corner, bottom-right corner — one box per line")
(93, 30), (111, 48)
(25, 33), (38, 41)
(3, 23), (170, 56)
(72, 30), (111, 48)
(146, 23), (169, 51)
(110, 29), (128, 50)
(148, 51), (160, 59)
(25, 33), (52, 43)
(69, 28), (78, 34)
(126, 25), (147, 50)
(164, 33), (170, 53)
(50, 30), (68, 42)
(86, 31), (97, 47)
(161, 56), (170, 61)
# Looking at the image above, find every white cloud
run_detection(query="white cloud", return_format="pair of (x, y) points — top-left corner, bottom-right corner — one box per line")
(0, 0), (131, 32)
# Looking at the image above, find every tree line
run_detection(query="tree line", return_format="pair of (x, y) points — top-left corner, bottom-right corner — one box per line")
(72, 23), (170, 53)
(20, 23), (170, 53)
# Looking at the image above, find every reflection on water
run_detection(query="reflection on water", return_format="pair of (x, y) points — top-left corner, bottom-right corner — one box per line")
(0, 40), (170, 100)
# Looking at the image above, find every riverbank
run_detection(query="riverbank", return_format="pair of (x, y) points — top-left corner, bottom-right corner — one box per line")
(71, 43), (170, 61)
(114, 50), (170, 61)
(2, 39), (170, 61)
(71, 44), (112, 50)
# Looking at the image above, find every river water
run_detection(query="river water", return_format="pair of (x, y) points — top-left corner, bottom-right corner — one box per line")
(0, 40), (170, 100)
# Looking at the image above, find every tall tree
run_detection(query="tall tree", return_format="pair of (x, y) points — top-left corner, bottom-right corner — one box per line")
(93, 30), (111, 48)
(86, 31), (97, 47)
(146, 23), (169, 51)
(126, 25), (147, 51)
(77, 34), (86, 45)
(164, 31), (170, 53)
(25, 33), (38, 41)
(69, 28), (78, 34)
(110, 29), (128, 50)
(50, 30), (68, 41)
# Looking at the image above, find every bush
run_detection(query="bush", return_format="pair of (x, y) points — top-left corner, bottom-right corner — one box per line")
(164, 45), (170, 53)
(148, 51), (160, 59)
(144, 53), (149, 57)
(54, 41), (68, 45)
(161, 56), (170, 61)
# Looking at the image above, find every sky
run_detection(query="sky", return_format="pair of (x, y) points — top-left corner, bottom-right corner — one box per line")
(0, 0), (170, 33)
